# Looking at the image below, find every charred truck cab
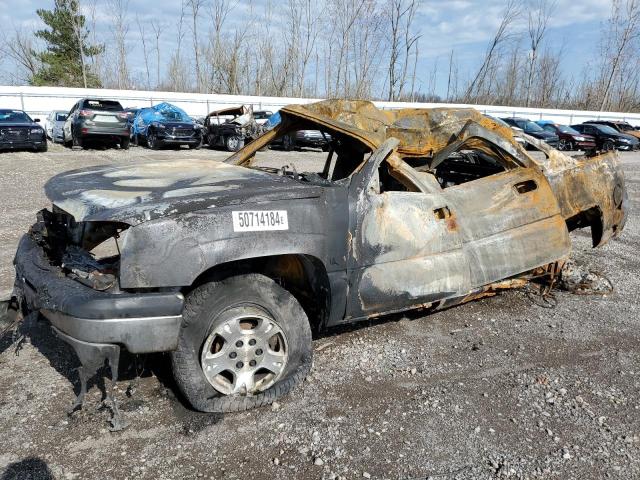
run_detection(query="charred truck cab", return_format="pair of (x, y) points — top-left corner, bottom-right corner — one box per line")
(13, 100), (627, 420)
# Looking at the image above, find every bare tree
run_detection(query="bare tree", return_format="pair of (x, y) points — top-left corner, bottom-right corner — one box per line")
(524, 0), (556, 106)
(108, 0), (131, 89)
(597, 0), (640, 110)
(463, 0), (520, 102)
(185, 0), (206, 92)
(287, 0), (320, 96)
(70, 0), (89, 88)
(397, 0), (420, 99)
(164, 3), (190, 91)
(0, 27), (41, 84)
(150, 20), (162, 88)
(136, 15), (151, 90)
(387, 0), (420, 101)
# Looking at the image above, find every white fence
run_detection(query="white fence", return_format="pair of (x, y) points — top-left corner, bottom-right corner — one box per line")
(2, 85), (640, 127)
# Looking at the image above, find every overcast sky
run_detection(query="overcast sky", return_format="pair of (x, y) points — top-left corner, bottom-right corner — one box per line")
(0, 0), (614, 97)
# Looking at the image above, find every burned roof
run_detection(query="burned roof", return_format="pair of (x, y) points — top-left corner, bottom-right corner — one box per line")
(279, 99), (518, 157)
(206, 105), (250, 117)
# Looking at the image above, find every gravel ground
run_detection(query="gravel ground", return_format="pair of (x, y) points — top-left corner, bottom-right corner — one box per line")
(0, 144), (638, 480)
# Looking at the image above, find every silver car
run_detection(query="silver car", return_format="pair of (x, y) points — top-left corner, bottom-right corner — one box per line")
(45, 110), (68, 143)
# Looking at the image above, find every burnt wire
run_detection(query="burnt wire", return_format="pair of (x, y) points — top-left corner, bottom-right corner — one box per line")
(524, 262), (614, 308)
(126, 354), (146, 398)
(525, 267), (559, 309)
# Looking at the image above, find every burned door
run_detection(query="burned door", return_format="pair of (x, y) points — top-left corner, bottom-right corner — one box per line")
(345, 139), (471, 319)
(432, 131), (571, 288)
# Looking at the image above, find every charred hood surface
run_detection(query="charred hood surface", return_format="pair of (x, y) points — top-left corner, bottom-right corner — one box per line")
(45, 159), (322, 224)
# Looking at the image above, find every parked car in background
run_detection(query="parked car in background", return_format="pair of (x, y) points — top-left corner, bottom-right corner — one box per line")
(263, 111), (332, 151)
(44, 111), (68, 143)
(571, 123), (638, 151)
(63, 98), (130, 149)
(253, 110), (273, 127)
(132, 102), (202, 149)
(123, 107), (140, 139)
(501, 117), (559, 148)
(535, 121), (596, 151)
(204, 105), (261, 151)
(584, 120), (640, 141)
(280, 129), (333, 151)
(484, 115), (527, 147)
(0, 109), (47, 152)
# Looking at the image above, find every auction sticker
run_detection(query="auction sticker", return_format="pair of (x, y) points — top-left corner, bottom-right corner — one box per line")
(232, 210), (289, 232)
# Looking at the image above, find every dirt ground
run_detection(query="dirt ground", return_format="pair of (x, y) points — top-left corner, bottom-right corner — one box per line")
(0, 143), (638, 479)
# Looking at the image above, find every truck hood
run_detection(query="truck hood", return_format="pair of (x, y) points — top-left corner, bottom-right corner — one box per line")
(45, 159), (322, 225)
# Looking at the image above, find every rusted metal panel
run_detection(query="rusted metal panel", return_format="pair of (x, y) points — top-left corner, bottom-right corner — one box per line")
(349, 191), (470, 316)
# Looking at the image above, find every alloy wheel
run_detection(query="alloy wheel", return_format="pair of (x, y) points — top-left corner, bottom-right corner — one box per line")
(200, 311), (288, 396)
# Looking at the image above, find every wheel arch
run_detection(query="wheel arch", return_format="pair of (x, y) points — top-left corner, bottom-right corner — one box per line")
(187, 254), (331, 334)
(566, 205), (604, 247)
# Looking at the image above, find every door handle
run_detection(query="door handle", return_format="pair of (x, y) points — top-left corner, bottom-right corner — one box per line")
(513, 179), (537, 194)
(433, 206), (452, 220)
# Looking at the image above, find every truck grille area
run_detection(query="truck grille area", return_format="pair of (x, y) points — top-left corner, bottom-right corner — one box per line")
(29, 208), (128, 291)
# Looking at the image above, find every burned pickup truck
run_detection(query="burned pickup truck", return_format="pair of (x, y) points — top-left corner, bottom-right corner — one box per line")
(203, 105), (261, 151)
(13, 100), (627, 418)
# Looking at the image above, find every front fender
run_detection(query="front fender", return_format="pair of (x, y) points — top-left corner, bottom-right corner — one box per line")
(118, 200), (339, 289)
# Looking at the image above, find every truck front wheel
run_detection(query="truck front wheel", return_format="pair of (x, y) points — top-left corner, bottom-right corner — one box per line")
(225, 135), (244, 152)
(171, 274), (312, 412)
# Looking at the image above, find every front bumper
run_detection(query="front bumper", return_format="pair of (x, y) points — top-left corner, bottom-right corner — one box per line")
(616, 142), (635, 151)
(157, 133), (202, 145)
(13, 234), (184, 353)
(0, 139), (45, 150)
(575, 140), (596, 150)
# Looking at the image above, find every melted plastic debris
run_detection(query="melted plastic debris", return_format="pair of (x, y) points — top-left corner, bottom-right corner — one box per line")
(559, 259), (614, 295)
(59, 332), (129, 432)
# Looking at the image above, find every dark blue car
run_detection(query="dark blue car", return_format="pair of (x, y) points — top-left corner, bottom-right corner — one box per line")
(132, 102), (202, 149)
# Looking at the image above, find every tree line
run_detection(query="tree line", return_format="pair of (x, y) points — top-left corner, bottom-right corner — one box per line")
(1, 0), (639, 113)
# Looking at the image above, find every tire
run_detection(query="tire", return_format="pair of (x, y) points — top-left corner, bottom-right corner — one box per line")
(558, 139), (572, 151)
(147, 131), (160, 150)
(63, 131), (72, 148)
(171, 274), (312, 413)
(603, 140), (614, 152)
(37, 141), (48, 152)
(282, 134), (295, 151)
(120, 137), (130, 150)
(225, 135), (244, 152)
(72, 130), (83, 149)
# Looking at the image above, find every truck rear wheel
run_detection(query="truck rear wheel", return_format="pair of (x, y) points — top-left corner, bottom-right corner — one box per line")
(171, 274), (312, 412)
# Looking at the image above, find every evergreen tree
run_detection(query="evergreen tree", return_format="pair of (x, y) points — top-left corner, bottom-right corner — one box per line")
(32, 0), (103, 87)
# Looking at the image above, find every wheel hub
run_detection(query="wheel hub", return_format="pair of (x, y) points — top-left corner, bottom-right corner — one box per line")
(200, 312), (288, 396)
